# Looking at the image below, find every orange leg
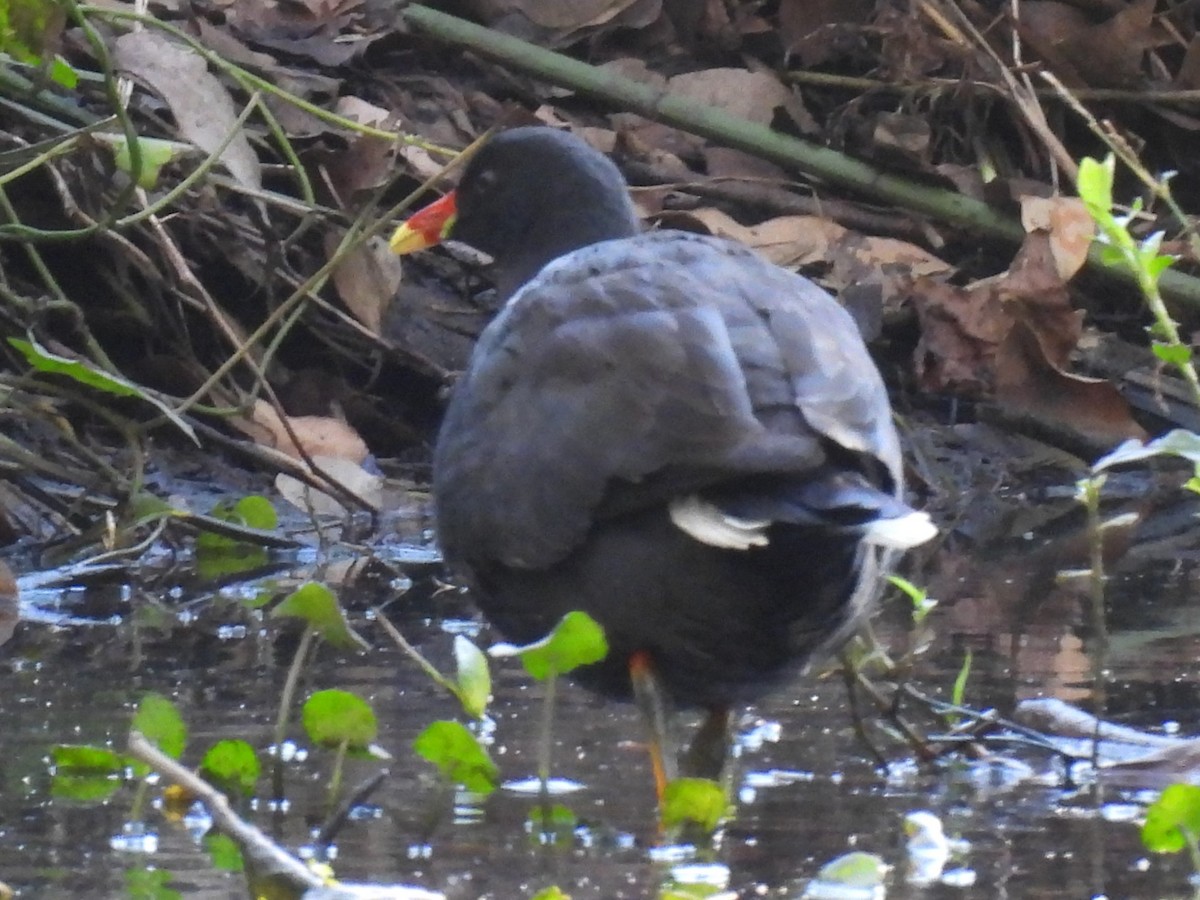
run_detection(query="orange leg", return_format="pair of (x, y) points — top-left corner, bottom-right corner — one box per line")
(629, 650), (678, 804)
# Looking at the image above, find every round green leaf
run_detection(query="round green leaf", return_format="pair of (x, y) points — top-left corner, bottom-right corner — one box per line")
(272, 582), (369, 651)
(200, 740), (260, 795)
(1143, 783), (1200, 854)
(302, 689), (377, 749)
(413, 720), (498, 795)
(662, 777), (728, 833)
(133, 693), (187, 760)
(491, 611), (607, 681)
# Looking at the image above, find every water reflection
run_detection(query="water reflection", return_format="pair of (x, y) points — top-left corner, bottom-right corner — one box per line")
(1, 489), (1199, 898)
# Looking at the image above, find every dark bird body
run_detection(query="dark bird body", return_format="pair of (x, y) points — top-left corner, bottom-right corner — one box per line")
(394, 127), (933, 713)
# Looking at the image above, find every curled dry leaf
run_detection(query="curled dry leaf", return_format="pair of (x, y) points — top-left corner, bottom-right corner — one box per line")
(667, 68), (793, 127)
(660, 208), (845, 268)
(995, 321), (1148, 447)
(1019, 0), (1160, 88)
(114, 31), (261, 191)
(324, 97), (398, 200)
(913, 229), (1143, 447)
(662, 209), (952, 319)
(276, 455), (383, 516)
(327, 232), (403, 335)
(231, 399), (369, 463)
(1020, 195), (1094, 281)
(779, 0), (874, 67)
(912, 277), (1011, 393)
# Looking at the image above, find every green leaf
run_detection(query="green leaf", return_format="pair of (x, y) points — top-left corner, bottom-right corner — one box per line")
(490, 611), (608, 681)
(0, 0), (66, 62)
(125, 865), (182, 900)
(271, 581), (369, 651)
(951, 649), (972, 708)
(49, 771), (123, 802)
(200, 740), (260, 795)
(197, 495), (278, 553)
(1186, 467), (1200, 496)
(230, 495), (277, 530)
(133, 693), (187, 760)
(413, 720), (498, 795)
(529, 888), (570, 900)
(810, 851), (889, 889)
(1098, 244), (1127, 268)
(48, 56), (77, 88)
(51, 744), (125, 774)
(1146, 254), (1176, 280)
(50, 744), (127, 801)
(1143, 783), (1200, 853)
(1076, 156), (1114, 220)
(453, 635), (491, 719)
(1151, 342), (1192, 366)
(661, 778), (728, 833)
(203, 832), (244, 872)
(7, 338), (196, 442)
(887, 575), (936, 622)
(109, 135), (178, 189)
(194, 545), (268, 580)
(128, 492), (176, 525)
(302, 689), (377, 750)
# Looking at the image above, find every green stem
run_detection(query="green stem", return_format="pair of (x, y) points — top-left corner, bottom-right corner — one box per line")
(400, 4), (1200, 310)
(274, 626), (315, 751)
(326, 739), (348, 816)
(538, 673), (557, 791)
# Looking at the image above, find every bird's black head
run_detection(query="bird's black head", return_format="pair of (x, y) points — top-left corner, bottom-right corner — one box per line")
(449, 127), (641, 298)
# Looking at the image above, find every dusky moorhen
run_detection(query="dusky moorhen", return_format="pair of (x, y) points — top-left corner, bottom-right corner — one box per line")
(391, 126), (935, 787)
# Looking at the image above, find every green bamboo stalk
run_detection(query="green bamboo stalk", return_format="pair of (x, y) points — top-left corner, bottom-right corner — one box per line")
(400, 3), (1200, 310)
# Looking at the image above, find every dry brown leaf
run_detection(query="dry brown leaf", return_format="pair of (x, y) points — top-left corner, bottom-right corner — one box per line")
(323, 98), (398, 200)
(1020, 0), (1158, 88)
(327, 234), (402, 335)
(232, 400), (369, 463)
(843, 235), (952, 279)
(912, 277), (1010, 394)
(701, 146), (787, 180)
(462, 0), (661, 45)
(914, 231), (1078, 394)
(276, 455), (383, 516)
(870, 112), (931, 165)
(778, 0), (873, 67)
(995, 320), (1147, 446)
(999, 233), (1083, 368)
(913, 229), (1141, 447)
(657, 209), (848, 268)
(1020, 195), (1095, 281)
(115, 31), (261, 190)
(748, 216), (849, 268)
(667, 68), (792, 126)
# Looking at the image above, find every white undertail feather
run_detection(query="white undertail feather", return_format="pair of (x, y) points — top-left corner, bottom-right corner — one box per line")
(669, 493), (937, 553)
(668, 495), (770, 550)
(862, 510), (938, 550)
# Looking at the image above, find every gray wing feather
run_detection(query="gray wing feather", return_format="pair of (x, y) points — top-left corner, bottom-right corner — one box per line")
(434, 232), (900, 570)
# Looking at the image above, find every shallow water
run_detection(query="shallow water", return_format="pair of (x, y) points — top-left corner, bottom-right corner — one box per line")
(3, 483), (1200, 898)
